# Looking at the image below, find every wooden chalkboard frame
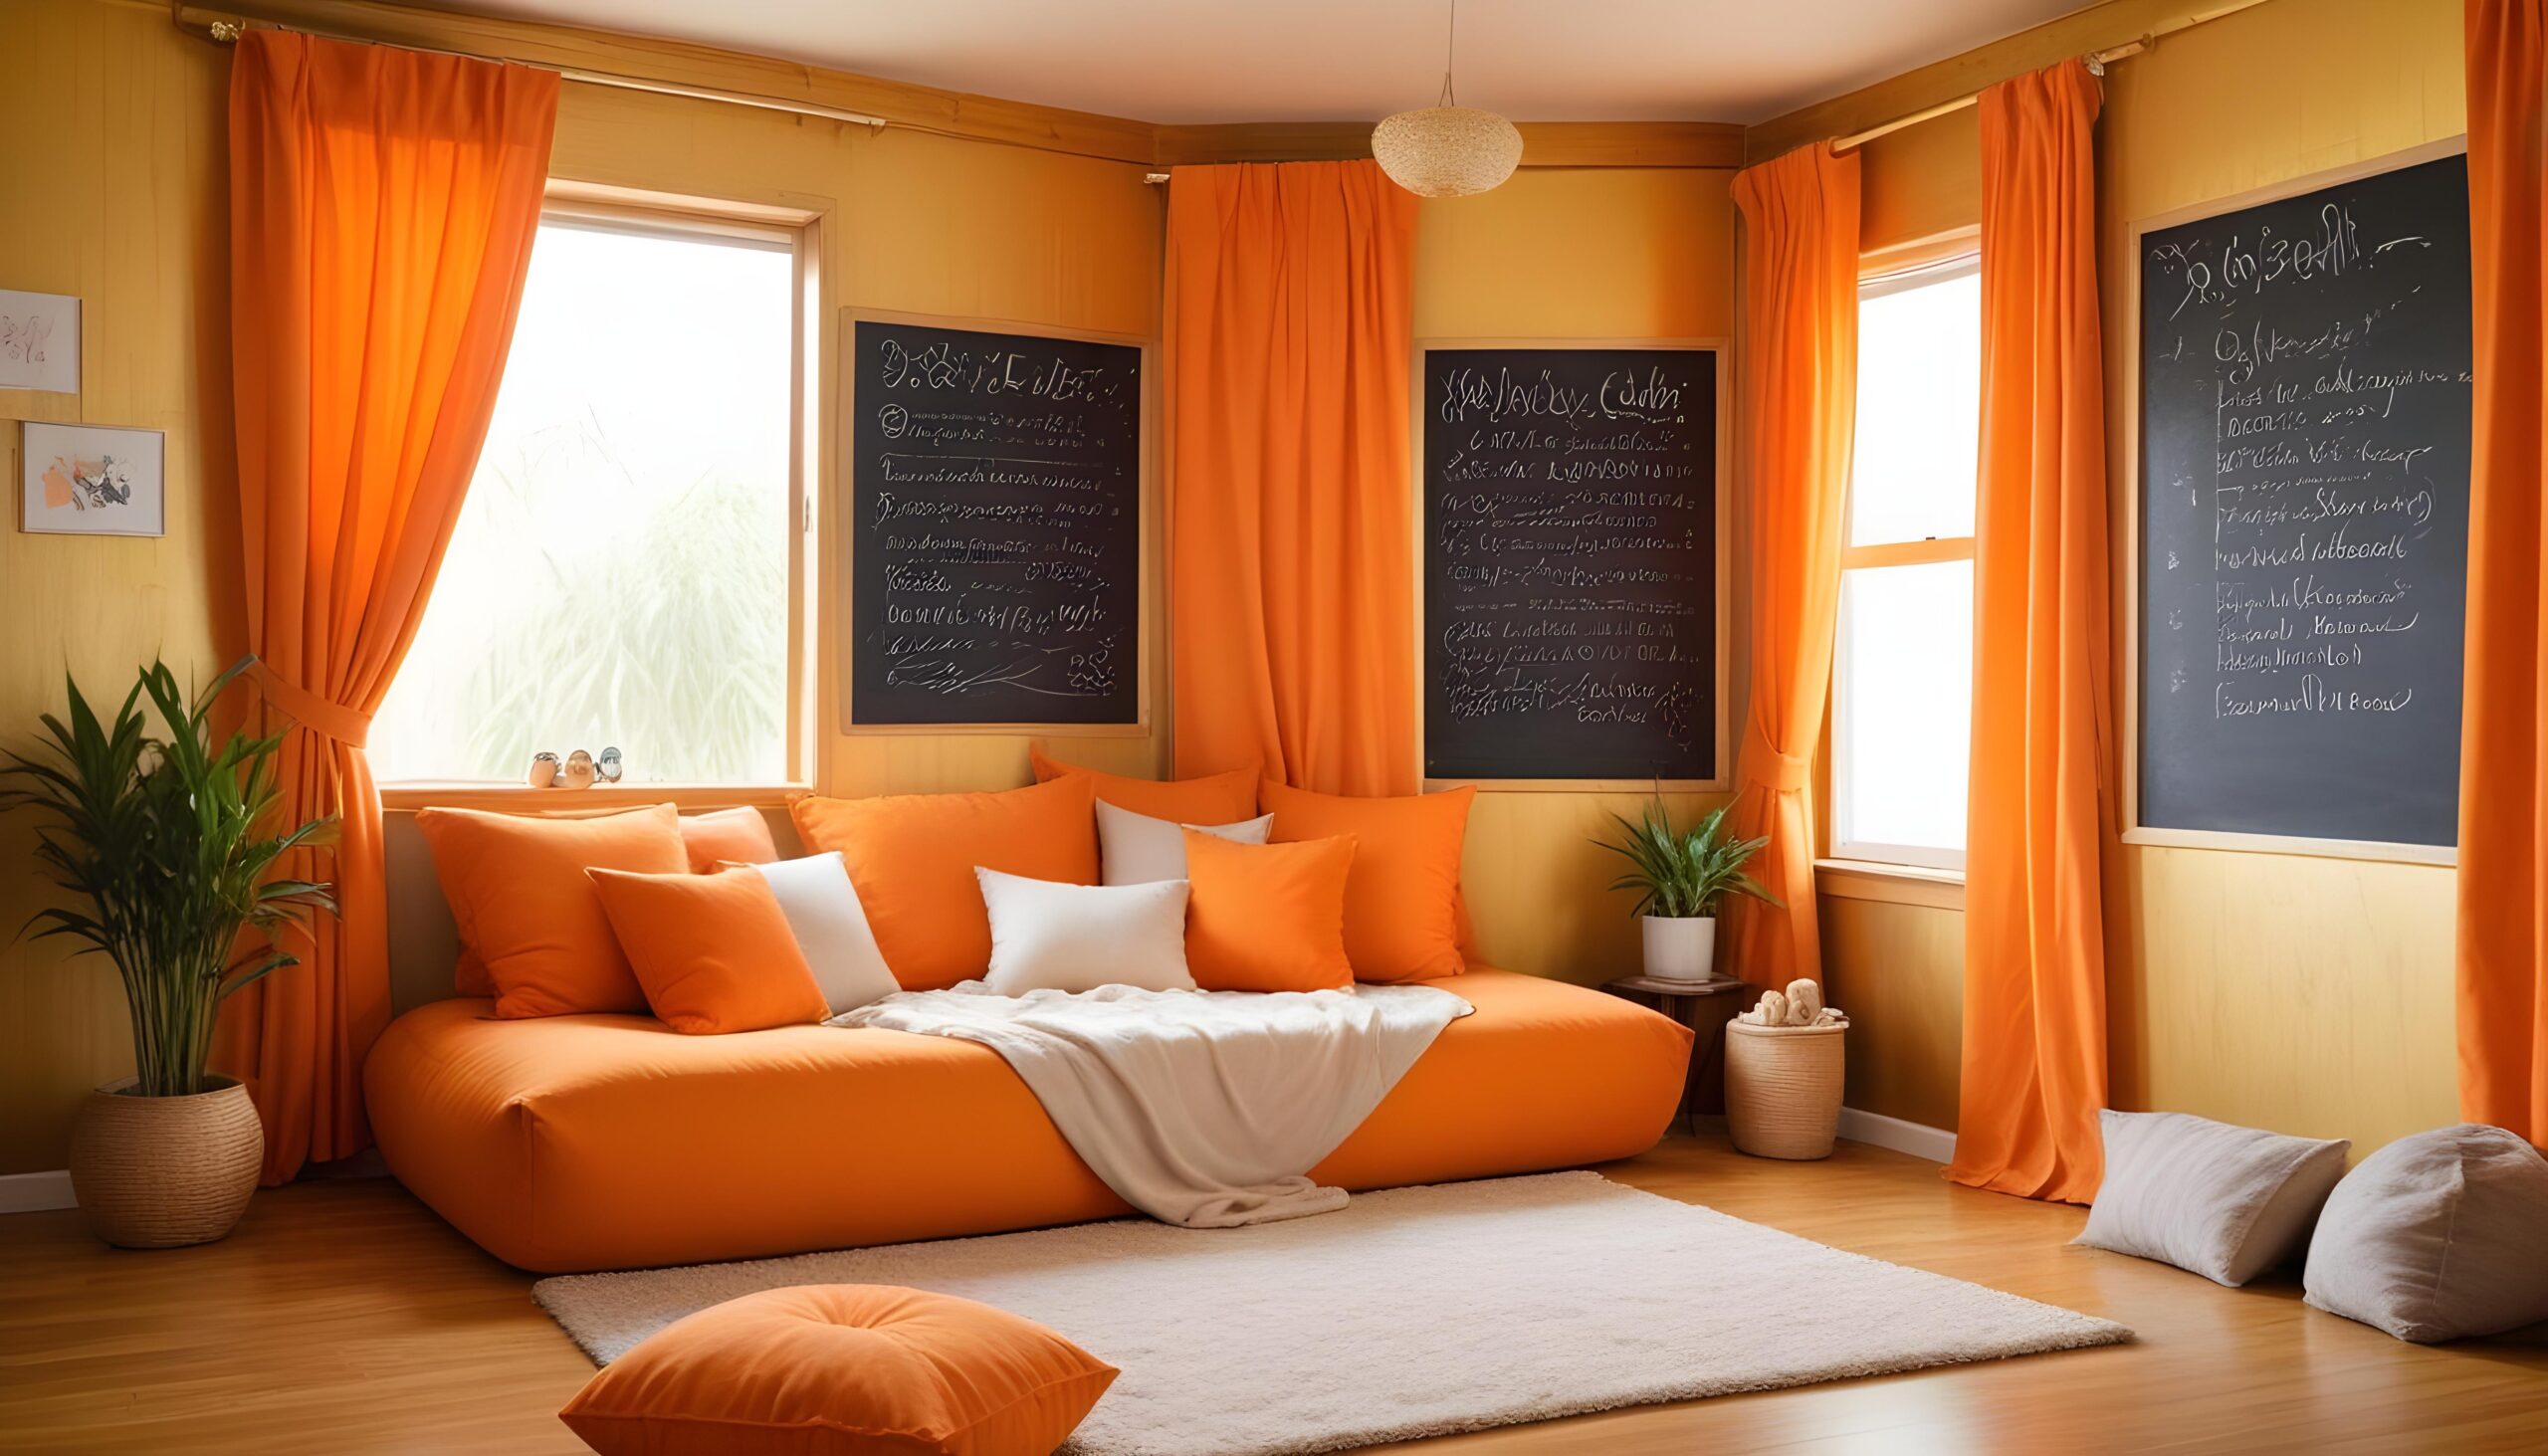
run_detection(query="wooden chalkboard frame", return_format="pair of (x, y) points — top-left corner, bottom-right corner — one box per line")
(1411, 336), (1734, 793)
(834, 308), (1157, 736)
(2120, 137), (2466, 867)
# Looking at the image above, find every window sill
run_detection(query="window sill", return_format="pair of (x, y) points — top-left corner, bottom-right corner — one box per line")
(379, 782), (810, 813)
(1814, 857), (1966, 912)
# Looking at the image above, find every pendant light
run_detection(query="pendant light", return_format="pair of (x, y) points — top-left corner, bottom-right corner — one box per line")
(1372, 0), (1523, 198)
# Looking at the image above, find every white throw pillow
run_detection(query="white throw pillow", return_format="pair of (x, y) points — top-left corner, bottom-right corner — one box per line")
(1094, 799), (1274, 886)
(2303, 1124), (2548, 1342)
(751, 852), (901, 1014)
(975, 867), (1194, 994)
(2073, 1110), (2350, 1287)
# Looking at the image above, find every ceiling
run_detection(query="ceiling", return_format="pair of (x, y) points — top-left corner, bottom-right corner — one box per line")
(424, 0), (2092, 126)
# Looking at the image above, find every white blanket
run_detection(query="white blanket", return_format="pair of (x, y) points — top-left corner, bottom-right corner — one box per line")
(830, 983), (1472, 1227)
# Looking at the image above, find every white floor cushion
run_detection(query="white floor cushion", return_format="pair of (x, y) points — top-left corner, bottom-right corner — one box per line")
(2073, 1110), (2349, 1286)
(976, 867), (1195, 994)
(1095, 799), (1273, 885)
(2303, 1123), (2548, 1343)
(752, 852), (901, 1014)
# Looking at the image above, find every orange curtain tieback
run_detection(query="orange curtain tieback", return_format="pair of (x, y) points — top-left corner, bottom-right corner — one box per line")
(248, 662), (374, 749)
(1738, 724), (1812, 795)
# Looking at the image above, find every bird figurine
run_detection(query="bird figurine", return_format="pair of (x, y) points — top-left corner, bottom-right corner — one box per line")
(596, 746), (624, 784)
(525, 751), (560, 788)
(560, 749), (597, 790)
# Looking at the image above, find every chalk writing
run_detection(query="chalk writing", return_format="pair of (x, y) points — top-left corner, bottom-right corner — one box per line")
(2138, 153), (2469, 846)
(1424, 349), (1719, 780)
(849, 321), (1141, 726)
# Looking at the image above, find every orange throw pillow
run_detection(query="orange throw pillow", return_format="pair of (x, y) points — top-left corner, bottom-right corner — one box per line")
(1183, 831), (1357, 992)
(677, 806), (780, 873)
(586, 867), (830, 1034)
(442, 804), (769, 995)
(415, 804), (687, 1017)
(789, 776), (1099, 990)
(1029, 744), (1257, 823)
(1259, 781), (1474, 983)
(558, 1284), (1117, 1456)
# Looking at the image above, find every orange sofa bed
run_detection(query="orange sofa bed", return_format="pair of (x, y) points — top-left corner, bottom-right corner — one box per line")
(366, 966), (1693, 1273)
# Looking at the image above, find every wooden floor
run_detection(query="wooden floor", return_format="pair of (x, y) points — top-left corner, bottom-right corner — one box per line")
(3, 1135), (2543, 1455)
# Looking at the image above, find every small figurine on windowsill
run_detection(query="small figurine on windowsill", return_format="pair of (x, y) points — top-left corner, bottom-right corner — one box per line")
(560, 748), (597, 790)
(525, 751), (561, 789)
(596, 746), (623, 784)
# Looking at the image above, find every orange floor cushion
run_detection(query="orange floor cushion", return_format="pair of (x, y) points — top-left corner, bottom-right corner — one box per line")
(366, 967), (1693, 1274)
(559, 1284), (1117, 1456)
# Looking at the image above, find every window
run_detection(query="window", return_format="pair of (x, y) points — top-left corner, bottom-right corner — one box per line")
(1830, 259), (1980, 871)
(372, 207), (806, 786)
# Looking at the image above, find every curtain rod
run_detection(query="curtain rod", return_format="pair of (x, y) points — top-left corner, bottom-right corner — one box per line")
(1828, 0), (2275, 154)
(170, 4), (892, 131)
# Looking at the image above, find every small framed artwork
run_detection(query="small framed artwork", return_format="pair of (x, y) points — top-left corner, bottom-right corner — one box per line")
(21, 422), (164, 536)
(0, 289), (80, 394)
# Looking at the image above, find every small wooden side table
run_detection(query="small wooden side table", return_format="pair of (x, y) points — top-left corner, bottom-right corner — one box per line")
(1600, 975), (1761, 1124)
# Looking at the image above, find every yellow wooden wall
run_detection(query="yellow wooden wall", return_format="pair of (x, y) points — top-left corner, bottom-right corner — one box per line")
(1817, 0), (2468, 1155)
(2097, 0), (2465, 1151)
(0, 0), (238, 1178)
(0, 0), (1739, 1173)
(1416, 168), (1744, 983)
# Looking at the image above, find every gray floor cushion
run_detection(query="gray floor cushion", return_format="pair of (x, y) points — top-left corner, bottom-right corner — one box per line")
(2074, 1110), (2349, 1286)
(2303, 1123), (2548, 1343)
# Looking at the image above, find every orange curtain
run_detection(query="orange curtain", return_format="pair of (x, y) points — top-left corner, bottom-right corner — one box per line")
(1165, 161), (1420, 796)
(219, 32), (556, 1182)
(2457, 0), (2548, 1144)
(1947, 58), (2113, 1203)
(1724, 142), (1860, 993)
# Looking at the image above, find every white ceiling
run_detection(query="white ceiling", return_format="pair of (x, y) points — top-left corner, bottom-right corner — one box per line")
(428, 0), (2091, 125)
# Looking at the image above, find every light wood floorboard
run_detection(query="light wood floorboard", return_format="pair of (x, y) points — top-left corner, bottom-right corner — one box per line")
(1, 1135), (2542, 1454)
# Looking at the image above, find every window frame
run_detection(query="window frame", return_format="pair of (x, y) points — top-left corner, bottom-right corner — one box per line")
(376, 184), (823, 809)
(1824, 251), (1981, 876)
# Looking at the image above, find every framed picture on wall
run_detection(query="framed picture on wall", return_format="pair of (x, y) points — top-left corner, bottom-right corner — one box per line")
(20, 421), (165, 537)
(0, 289), (80, 394)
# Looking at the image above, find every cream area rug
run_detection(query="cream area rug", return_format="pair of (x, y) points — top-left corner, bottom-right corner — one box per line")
(534, 1172), (2130, 1456)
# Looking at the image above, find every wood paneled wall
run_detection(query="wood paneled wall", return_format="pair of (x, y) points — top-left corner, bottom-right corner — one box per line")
(2096, 0), (2464, 1151)
(0, 0), (1743, 1174)
(1414, 168), (1743, 982)
(1813, 0), (2469, 1156)
(0, 0), (237, 1178)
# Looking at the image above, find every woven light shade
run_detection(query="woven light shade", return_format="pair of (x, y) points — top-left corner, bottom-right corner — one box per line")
(1372, 105), (1523, 198)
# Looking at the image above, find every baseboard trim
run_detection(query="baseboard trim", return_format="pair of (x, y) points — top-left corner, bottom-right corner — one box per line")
(1837, 1108), (1957, 1164)
(0, 1169), (76, 1214)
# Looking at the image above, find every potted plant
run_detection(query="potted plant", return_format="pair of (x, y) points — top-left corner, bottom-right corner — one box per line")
(3, 658), (334, 1248)
(1593, 794), (1777, 983)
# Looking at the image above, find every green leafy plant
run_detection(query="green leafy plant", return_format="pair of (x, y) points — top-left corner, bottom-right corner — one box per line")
(1, 658), (337, 1097)
(1593, 794), (1780, 920)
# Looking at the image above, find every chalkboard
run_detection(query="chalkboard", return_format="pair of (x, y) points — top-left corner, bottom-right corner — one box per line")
(843, 315), (1146, 728)
(1421, 343), (1724, 785)
(2134, 146), (2471, 852)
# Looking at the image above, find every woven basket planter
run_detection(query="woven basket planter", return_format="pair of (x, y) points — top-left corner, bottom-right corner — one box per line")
(1725, 1018), (1847, 1160)
(69, 1076), (263, 1249)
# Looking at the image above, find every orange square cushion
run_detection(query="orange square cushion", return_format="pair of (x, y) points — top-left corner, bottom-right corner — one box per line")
(586, 867), (829, 1035)
(557, 1284), (1117, 1456)
(1029, 744), (1257, 823)
(1259, 781), (1474, 983)
(1182, 830), (1356, 992)
(677, 806), (780, 873)
(415, 804), (687, 1017)
(445, 805), (779, 996)
(789, 776), (1098, 990)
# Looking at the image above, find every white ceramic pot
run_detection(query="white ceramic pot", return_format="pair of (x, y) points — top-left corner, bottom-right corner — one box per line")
(1640, 915), (1717, 982)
